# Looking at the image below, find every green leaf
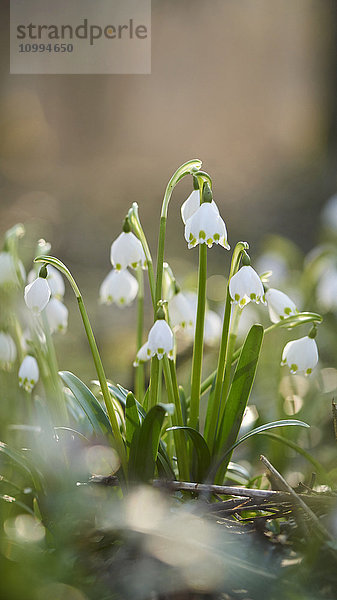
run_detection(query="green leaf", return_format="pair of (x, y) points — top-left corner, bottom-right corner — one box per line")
(167, 426), (210, 482)
(214, 324), (264, 479)
(125, 392), (140, 451)
(128, 405), (166, 482)
(211, 420), (310, 481)
(60, 371), (112, 438)
(259, 431), (327, 475)
(0, 442), (44, 493)
(178, 386), (188, 426)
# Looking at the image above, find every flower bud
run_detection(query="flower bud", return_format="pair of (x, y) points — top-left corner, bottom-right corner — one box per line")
(229, 266), (265, 308)
(281, 336), (318, 376)
(99, 269), (138, 307)
(18, 355), (39, 392)
(110, 232), (146, 271)
(44, 298), (68, 334)
(0, 332), (17, 370)
(24, 277), (51, 314)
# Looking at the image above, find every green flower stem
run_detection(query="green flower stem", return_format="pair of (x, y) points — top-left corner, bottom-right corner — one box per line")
(204, 242), (248, 450)
(135, 267), (145, 402)
(148, 356), (160, 410)
(34, 256), (127, 474)
(163, 357), (189, 480)
(128, 203), (156, 309)
(41, 312), (69, 425)
(217, 304), (241, 429)
(189, 242), (207, 431)
(155, 159), (202, 309)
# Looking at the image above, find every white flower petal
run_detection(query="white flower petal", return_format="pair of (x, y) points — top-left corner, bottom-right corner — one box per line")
(24, 278), (51, 314)
(133, 341), (152, 366)
(181, 190), (219, 225)
(44, 298), (68, 334)
(184, 203), (230, 250)
(110, 232), (146, 271)
(229, 266), (265, 308)
(281, 336), (318, 375)
(316, 266), (337, 313)
(0, 332), (17, 369)
(28, 266), (65, 299)
(265, 288), (298, 323)
(99, 269), (138, 307)
(147, 319), (174, 360)
(168, 292), (194, 330)
(18, 355), (39, 393)
(0, 252), (25, 286)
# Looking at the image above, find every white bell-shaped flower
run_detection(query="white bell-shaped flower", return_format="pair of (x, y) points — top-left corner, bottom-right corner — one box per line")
(204, 310), (222, 346)
(168, 292), (194, 330)
(316, 266), (337, 313)
(110, 232), (146, 271)
(181, 190), (219, 225)
(24, 277), (51, 314)
(281, 336), (318, 376)
(0, 251), (25, 286)
(0, 332), (17, 369)
(18, 355), (39, 393)
(147, 319), (174, 360)
(265, 288), (298, 323)
(184, 203), (230, 250)
(229, 266), (265, 308)
(99, 269), (138, 307)
(133, 341), (152, 366)
(44, 298), (68, 334)
(28, 266), (65, 299)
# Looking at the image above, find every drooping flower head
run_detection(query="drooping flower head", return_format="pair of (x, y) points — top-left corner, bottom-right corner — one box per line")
(18, 355), (39, 393)
(181, 189), (219, 225)
(0, 251), (26, 287)
(168, 290), (194, 330)
(45, 298), (68, 334)
(24, 266), (51, 314)
(99, 269), (138, 307)
(184, 182), (230, 250)
(265, 288), (298, 323)
(281, 334), (318, 376)
(0, 332), (17, 370)
(229, 265), (265, 308)
(110, 217), (146, 271)
(28, 265), (65, 300)
(147, 318), (174, 360)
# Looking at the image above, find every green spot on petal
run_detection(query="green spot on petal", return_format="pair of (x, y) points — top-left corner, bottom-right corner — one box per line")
(235, 293), (240, 301)
(214, 233), (220, 241)
(250, 293), (256, 300)
(199, 230), (206, 240)
(284, 307), (291, 315)
(116, 263), (122, 270)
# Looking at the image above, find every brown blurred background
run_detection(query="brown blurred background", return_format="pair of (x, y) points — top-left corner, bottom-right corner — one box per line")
(1, 0), (337, 385)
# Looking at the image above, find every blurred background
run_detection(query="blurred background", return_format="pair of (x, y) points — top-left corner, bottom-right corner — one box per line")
(1, 0), (337, 385)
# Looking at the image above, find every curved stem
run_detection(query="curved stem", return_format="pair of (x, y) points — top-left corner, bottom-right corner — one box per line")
(128, 203), (156, 309)
(189, 243), (207, 431)
(34, 255), (127, 474)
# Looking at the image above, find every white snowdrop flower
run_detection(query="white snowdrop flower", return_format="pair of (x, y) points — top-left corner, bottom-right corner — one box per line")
(0, 251), (25, 286)
(316, 266), (337, 313)
(184, 203), (230, 250)
(181, 190), (219, 225)
(204, 310), (222, 346)
(28, 266), (65, 299)
(18, 355), (39, 393)
(281, 336), (318, 376)
(229, 266), (265, 308)
(265, 288), (298, 323)
(147, 319), (174, 360)
(0, 332), (17, 369)
(133, 342), (152, 366)
(110, 232), (146, 271)
(44, 298), (68, 334)
(24, 277), (51, 314)
(321, 193), (337, 231)
(99, 269), (138, 307)
(168, 292), (194, 330)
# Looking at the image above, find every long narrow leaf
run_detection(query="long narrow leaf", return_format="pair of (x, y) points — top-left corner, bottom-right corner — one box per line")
(125, 392), (140, 451)
(167, 426), (210, 482)
(128, 405), (166, 482)
(214, 324), (264, 480)
(60, 371), (112, 438)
